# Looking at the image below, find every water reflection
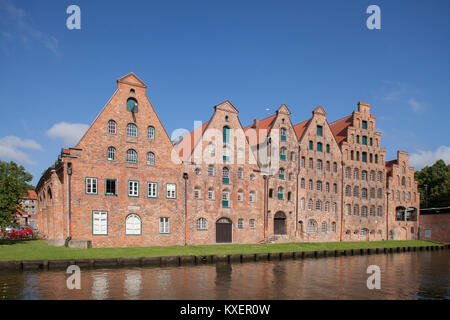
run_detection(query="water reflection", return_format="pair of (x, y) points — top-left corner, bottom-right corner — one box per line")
(0, 250), (448, 300)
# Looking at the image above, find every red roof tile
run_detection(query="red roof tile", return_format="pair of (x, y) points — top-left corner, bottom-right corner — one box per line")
(329, 114), (353, 145)
(244, 114), (277, 146)
(293, 119), (311, 141)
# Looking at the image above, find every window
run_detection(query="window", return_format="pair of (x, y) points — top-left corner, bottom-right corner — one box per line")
(249, 191), (256, 203)
(326, 144), (330, 153)
(279, 168), (285, 179)
(309, 141), (313, 150)
(326, 161), (330, 171)
(128, 180), (139, 197)
(346, 204), (351, 216)
(223, 126), (230, 143)
(301, 157), (305, 168)
(362, 120), (367, 129)
(269, 189), (274, 198)
(308, 179), (313, 190)
(126, 214), (141, 235)
(277, 187), (284, 200)
(249, 219), (255, 228)
(237, 190), (243, 202)
(377, 188), (382, 199)
(362, 152), (367, 163)
(238, 218), (244, 229)
(166, 184), (176, 199)
(147, 152), (155, 166)
(370, 138), (373, 146)
(354, 169), (359, 179)
(354, 205), (359, 216)
(280, 128), (287, 141)
(308, 199), (313, 211)
(280, 147), (287, 160)
(222, 167), (230, 184)
(290, 152), (295, 162)
(362, 136), (367, 145)
(126, 149), (138, 164)
(361, 206), (368, 216)
(250, 174), (256, 181)
(333, 183), (338, 194)
(92, 211), (107, 235)
(208, 143), (215, 156)
(86, 178), (98, 195)
(370, 171), (375, 181)
(370, 206), (375, 216)
(317, 159), (322, 170)
(223, 146), (230, 162)
(147, 126), (155, 140)
(316, 199), (322, 211)
(370, 188), (375, 199)
(317, 180), (322, 192)
(325, 201), (330, 212)
(424, 229), (431, 238)
(197, 218), (207, 230)
(107, 147), (116, 161)
(148, 182), (157, 198)
(362, 170), (367, 181)
(332, 202), (337, 213)
(326, 182), (330, 193)
(289, 173), (294, 181)
(331, 222), (336, 233)
(307, 220), (317, 233)
(353, 186), (359, 197)
(287, 192), (292, 201)
(238, 168), (244, 179)
(356, 135), (360, 144)
(300, 198), (305, 210)
(126, 123), (138, 137)
(377, 172), (382, 182)
(208, 165), (215, 177)
(108, 120), (116, 134)
(194, 187), (201, 199)
(345, 185), (351, 196)
(321, 221), (327, 232)
(377, 206), (382, 217)
(345, 167), (350, 178)
(317, 142), (323, 152)
(194, 168), (201, 175)
(105, 179), (117, 196)
(301, 178), (305, 189)
(317, 125), (323, 136)
(127, 98), (138, 112)
(309, 158), (313, 169)
(208, 188), (215, 200)
(160, 217), (169, 234)
(222, 190), (230, 207)
(362, 188), (368, 199)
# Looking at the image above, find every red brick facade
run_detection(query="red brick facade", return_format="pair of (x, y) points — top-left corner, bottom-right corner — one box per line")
(35, 74), (422, 247)
(419, 213), (450, 243)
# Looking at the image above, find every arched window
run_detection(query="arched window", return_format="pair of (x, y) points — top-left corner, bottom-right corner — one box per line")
(345, 204), (351, 215)
(361, 206), (368, 216)
(377, 206), (382, 217)
(147, 152), (155, 166)
(126, 123), (138, 137)
(308, 199), (313, 210)
(238, 167), (244, 179)
(370, 206), (375, 216)
(126, 214), (141, 235)
(249, 191), (256, 202)
(301, 178), (305, 189)
(208, 188), (215, 200)
(309, 157), (313, 168)
(147, 126), (155, 140)
(222, 189), (230, 207)
(280, 128), (287, 141)
(107, 147), (116, 161)
(279, 168), (285, 179)
(362, 170), (367, 181)
(353, 186), (359, 197)
(317, 159), (323, 170)
(308, 179), (313, 190)
(309, 141), (313, 150)
(223, 126), (230, 143)
(280, 147), (287, 160)
(325, 201), (330, 212)
(300, 197), (305, 210)
(317, 180), (322, 191)
(354, 169), (359, 179)
(316, 199), (322, 211)
(126, 98), (138, 112)
(345, 185), (351, 197)
(321, 221), (327, 232)
(222, 167), (230, 184)
(317, 142), (323, 152)
(126, 149), (137, 163)
(331, 222), (336, 233)
(222, 145), (230, 162)
(108, 120), (116, 134)
(237, 190), (244, 202)
(290, 152), (295, 162)
(370, 188), (375, 198)
(354, 205), (359, 216)
(370, 171), (375, 181)
(378, 188), (382, 199)
(333, 162), (337, 172)
(194, 186), (201, 199)
(362, 188), (368, 199)
(402, 176), (406, 186)
(326, 161), (330, 171)
(307, 220), (317, 233)
(345, 167), (350, 178)
(332, 202), (337, 213)
(197, 218), (208, 230)
(277, 187), (285, 200)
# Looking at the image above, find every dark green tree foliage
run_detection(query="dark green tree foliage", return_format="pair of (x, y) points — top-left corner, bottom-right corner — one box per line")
(415, 159), (450, 208)
(0, 161), (34, 233)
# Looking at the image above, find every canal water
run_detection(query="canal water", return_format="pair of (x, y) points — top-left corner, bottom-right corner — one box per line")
(0, 250), (448, 300)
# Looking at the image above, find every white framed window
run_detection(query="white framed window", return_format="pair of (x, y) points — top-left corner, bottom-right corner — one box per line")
(249, 191), (256, 203)
(307, 220), (317, 233)
(128, 180), (139, 197)
(237, 190), (243, 202)
(249, 219), (255, 228)
(321, 221), (327, 232)
(126, 123), (138, 137)
(108, 120), (116, 134)
(147, 152), (155, 166)
(197, 218), (207, 230)
(331, 222), (336, 233)
(194, 187), (201, 199)
(316, 180), (322, 192)
(208, 188), (215, 200)
(361, 206), (368, 216)
(126, 149), (138, 164)
(238, 168), (244, 179)
(308, 179), (313, 190)
(308, 199), (313, 211)
(86, 177), (98, 194)
(332, 202), (337, 213)
(107, 147), (116, 161)
(126, 214), (141, 235)
(160, 217), (170, 234)
(166, 183), (176, 199)
(316, 199), (322, 211)
(238, 218), (244, 229)
(147, 182), (158, 198)
(147, 126), (155, 140)
(317, 159), (322, 170)
(325, 202), (330, 212)
(92, 211), (107, 235)
(208, 165), (215, 176)
(300, 197), (305, 210)
(345, 204), (351, 216)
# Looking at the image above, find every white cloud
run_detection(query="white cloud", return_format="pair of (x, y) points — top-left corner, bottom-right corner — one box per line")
(410, 145), (450, 170)
(46, 122), (89, 147)
(408, 98), (427, 114)
(0, 0), (59, 55)
(0, 136), (42, 165)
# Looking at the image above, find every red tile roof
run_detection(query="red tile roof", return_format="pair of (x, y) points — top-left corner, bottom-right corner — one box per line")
(244, 114), (277, 146)
(293, 119), (311, 141)
(329, 114), (353, 145)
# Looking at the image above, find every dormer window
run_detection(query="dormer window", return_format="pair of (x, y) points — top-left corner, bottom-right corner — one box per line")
(127, 98), (138, 112)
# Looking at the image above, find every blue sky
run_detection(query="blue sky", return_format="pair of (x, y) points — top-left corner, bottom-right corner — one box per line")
(0, 0), (449, 186)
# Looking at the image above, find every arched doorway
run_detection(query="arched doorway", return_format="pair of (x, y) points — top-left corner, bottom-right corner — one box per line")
(274, 212), (286, 235)
(216, 218), (232, 243)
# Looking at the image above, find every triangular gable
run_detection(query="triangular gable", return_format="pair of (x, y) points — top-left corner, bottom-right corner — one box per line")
(277, 104), (291, 115)
(293, 119), (311, 142)
(214, 100), (239, 114)
(117, 72), (147, 88)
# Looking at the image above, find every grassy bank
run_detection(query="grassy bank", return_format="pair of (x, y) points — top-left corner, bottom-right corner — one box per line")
(0, 239), (443, 261)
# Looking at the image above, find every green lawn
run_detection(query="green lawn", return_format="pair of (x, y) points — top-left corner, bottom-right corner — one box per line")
(0, 239), (443, 261)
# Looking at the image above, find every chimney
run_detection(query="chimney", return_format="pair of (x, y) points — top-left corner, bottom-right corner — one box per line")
(253, 119), (260, 128)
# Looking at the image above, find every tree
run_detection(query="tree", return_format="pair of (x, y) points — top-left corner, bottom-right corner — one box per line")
(0, 161), (34, 235)
(415, 159), (450, 208)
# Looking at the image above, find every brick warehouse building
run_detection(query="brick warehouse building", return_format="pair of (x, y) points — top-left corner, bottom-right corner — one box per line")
(36, 73), (420, 247)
